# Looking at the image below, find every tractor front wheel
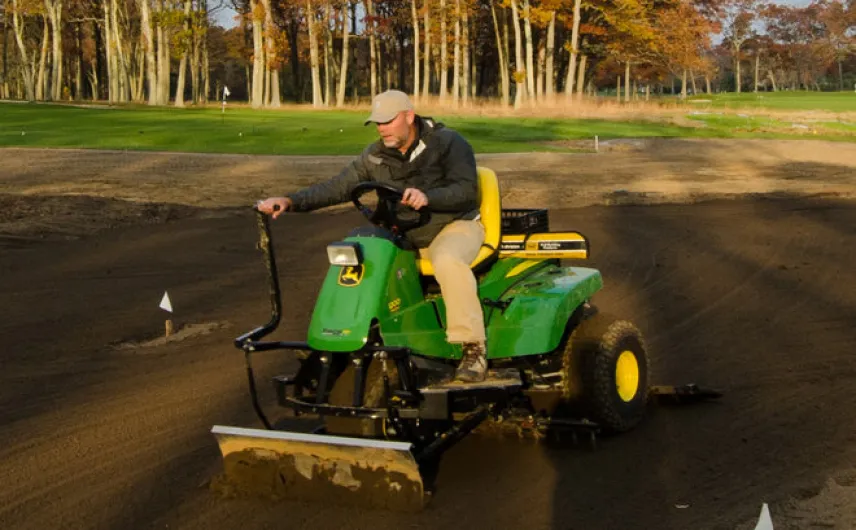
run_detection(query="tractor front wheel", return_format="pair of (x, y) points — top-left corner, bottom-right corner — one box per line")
(562, 313), (649, 433)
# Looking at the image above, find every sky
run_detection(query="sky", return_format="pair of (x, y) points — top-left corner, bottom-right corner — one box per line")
(209, 0), (815, 30)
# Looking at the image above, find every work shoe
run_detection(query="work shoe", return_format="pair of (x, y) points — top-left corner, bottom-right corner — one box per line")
(455, 342), (488, 382)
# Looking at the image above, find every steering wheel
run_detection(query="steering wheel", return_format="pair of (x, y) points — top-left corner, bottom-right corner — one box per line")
(350, 182), (431, 234)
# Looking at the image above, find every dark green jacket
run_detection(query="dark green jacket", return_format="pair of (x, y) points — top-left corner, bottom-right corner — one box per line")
(287, 116), (479, 248)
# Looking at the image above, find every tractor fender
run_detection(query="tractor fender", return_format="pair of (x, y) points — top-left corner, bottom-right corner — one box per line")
(307, 237), (422, 352)
(485, 266), (603, 358)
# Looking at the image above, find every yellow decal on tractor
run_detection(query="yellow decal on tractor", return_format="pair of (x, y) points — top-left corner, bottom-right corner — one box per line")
(388, 298), (402, 312)
(338, 265), (364, 287)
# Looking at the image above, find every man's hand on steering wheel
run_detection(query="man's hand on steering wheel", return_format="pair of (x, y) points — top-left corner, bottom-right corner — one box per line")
(350, 182), (431, 233)
(401, 188), (428, 210)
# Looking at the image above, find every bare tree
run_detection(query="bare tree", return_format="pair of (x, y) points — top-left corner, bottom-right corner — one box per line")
(575, 51), (586, 99)
(422, 0), (431, 95)
(545, 11), (555, 99)
(490, 0), (509, 105)
(250, 0), (264, 106)
(366, 0), (376, 96)
(439, 0), (447, 101)
(36, 14), (47, 100)
(264, 0), (280, 106)
(138, 0), (158, 104)
(336, 0), (350, 107)
(175, 0), (192, 106)
(10, 0), (35, 100)
(157, 0), (170, 104)
(411, 0), (419, 98)
(452, 0), (460, 105)
(307, 0), (322, 105)
(510, 0), (524, 108)
(461, 0), (469, 104)
(44, 0), (62, 100)
(522, 0), (534, 101)
(564, 0), (581, 99)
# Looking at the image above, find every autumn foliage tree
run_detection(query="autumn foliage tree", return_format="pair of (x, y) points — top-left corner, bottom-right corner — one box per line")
(0, 0), (852, 106)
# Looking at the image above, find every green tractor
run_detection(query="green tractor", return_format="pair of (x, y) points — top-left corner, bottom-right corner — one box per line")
(211, 167), (717, 511)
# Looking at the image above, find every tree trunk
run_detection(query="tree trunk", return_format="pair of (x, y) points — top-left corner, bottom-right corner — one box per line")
(439, 0), (447, 101)
(111, 0), (129, 102)
(307, 0), (323, 106)
(45, 0), (63, 101)
(510, 0), (524, 108)
(616, 75), (620, 103)
(767, 70), (779, 92)
(471, 43), (477, 99)
(490, 0), (509, 106)
(74, 22), (83, 99)
(11, 0), (36, 101)
(837, 58), (843, 92)
(175, 0), (191, 106)
(139, 0), (158, 105)
(323, 1), (333, 106)
(705, 75), (712, 94)
(2, 13), (8, 99)
(104, 1), (117, 102)
(522, 0), (534, 102)
(93, 19), (103, 99)
(690, 69), (697, 95)
(452, 0), (461, 105)
(565, 0), (581, 99)
(461, 2), (469, 105)
(681, 68), (687, 99)
(735, 52), (741, 93)
(190, 4), (200, 104)
(645, 84), (649, 101)
(200, 0), (209, 103)
(366, 0), (377, 97)
(88, 63), (99, 101)
(410, 0), (420, 98)
(575, 53), (586, 99)
(264, 0), (280, 107)
(536, 36), (544, 98)
(377, 32), (385, 92)
(157, 0), (170, 105)
(136, 46), (145, 101)
(624, 61), (630, 103)
(37, 16), (49, 101)
(397, 32), (405, 91)
(336, 3), (350, 107)
(545, 12), (555, 99)
(422, 0), (431, 96)
(754, 53), (759, 92)
(250, 0), (264, 107)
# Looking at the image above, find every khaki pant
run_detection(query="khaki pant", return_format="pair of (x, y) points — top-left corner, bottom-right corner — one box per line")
(420, 220), (486, 344)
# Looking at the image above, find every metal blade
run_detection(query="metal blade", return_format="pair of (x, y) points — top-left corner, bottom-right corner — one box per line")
(210, 425), (424, 511)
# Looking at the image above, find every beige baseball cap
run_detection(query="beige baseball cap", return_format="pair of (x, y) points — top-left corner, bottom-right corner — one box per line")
(364, 90), (414, 125)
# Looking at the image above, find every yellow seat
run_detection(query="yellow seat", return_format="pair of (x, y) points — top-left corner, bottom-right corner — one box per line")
(417, 166), (502, 276)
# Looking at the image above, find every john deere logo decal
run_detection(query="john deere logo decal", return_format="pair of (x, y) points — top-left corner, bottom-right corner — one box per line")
(338, 265), (364, 287)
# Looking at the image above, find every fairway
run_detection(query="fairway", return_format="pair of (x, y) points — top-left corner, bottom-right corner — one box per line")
(686, 91), (856, 112)
(2, 96), (855, 156)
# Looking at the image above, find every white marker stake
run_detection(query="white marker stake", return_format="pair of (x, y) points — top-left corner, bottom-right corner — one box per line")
(753, 503), (774, 530)
(160, 291), (174, 336)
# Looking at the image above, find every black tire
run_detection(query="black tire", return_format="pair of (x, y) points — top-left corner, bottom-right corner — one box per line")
(325, 359), (398, 437)
(561, 312), (649, 433)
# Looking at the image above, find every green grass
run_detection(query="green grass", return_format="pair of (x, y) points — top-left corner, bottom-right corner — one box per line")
(0, 99), (854, 155)
(685, 91), (856, 113)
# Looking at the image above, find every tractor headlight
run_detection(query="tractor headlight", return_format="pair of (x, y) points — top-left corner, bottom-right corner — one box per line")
(327, 242), (363, 267)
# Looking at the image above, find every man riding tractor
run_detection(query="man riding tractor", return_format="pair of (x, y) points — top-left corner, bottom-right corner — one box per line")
(257, 89), (489, 383)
